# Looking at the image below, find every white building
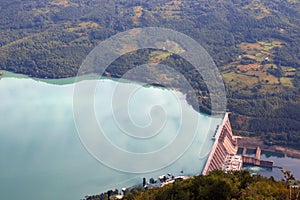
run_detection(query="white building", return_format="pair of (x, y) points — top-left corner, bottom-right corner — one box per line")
(222, 154), (243, 172)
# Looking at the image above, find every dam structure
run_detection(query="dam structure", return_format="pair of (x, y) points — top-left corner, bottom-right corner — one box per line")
(202, 113), (240, 175)
(202, 113), (273, 175)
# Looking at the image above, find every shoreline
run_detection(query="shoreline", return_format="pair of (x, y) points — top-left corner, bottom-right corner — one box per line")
(0, 69), (216, 117)
(1, 70), (299, 155)
(237, 137), (300, 159)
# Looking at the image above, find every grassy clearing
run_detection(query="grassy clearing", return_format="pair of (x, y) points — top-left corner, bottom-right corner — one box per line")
(263, 64), (277, 70)
(242, 1), (271, 19)
(282, 66), (297, 77)
(280, 77), (294, 87)
(246, 70), (279, 84)
(240, 42), (264, 51)
(149, 51), (172, 63)
(282, 66), (296, 72)
(237, 63), (261, 71)
(259, 84), (286, 94)
(223, 40), (287, 94)
(240, 41), (282, 55)
(258, 41), (283, 51)
(133, 6), (143, 25)
(67, 21), (100, 32)
(223, 71), (259, 89)
(32, 7), (52, 16)
(49, 0), (69, 7)
(154, 40), (185, 54)
(155, 0), (182, 19)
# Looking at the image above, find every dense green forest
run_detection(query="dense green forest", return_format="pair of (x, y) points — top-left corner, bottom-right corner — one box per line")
(88, 170), (300, 200)
(0, 0), (300, 148)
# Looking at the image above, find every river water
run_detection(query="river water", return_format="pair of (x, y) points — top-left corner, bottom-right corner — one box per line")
(242, 150), (300, 180)
(0, 73), (222, 199)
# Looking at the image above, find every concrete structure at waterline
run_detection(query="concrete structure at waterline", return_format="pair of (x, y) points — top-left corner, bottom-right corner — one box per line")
(202, 113), (273, 175)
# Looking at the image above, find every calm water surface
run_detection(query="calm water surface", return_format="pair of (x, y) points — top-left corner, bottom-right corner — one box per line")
(243, 150), (300, 180)
(0, 74), (222, 199)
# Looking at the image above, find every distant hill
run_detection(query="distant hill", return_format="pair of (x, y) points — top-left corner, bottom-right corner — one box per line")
(0, 0), (300, 148)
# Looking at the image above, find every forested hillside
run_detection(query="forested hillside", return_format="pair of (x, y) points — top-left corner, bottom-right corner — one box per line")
(0, 0), (300, 148)
(89, 170), (298, 200)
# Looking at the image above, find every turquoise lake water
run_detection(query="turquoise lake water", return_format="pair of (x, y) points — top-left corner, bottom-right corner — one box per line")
(0, 74), (222, 199)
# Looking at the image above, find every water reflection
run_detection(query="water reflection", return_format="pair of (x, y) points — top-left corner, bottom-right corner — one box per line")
(0, 77), (221, 199)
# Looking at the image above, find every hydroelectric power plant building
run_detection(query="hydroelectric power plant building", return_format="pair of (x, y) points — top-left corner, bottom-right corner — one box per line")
(202, 113), (273, 175)
(202, 113), (241, 175)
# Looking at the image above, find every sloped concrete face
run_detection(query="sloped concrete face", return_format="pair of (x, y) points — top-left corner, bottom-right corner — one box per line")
(203, 113), (238, 175)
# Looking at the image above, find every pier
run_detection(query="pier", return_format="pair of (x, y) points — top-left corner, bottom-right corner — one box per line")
(242, 146), (273, 168)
